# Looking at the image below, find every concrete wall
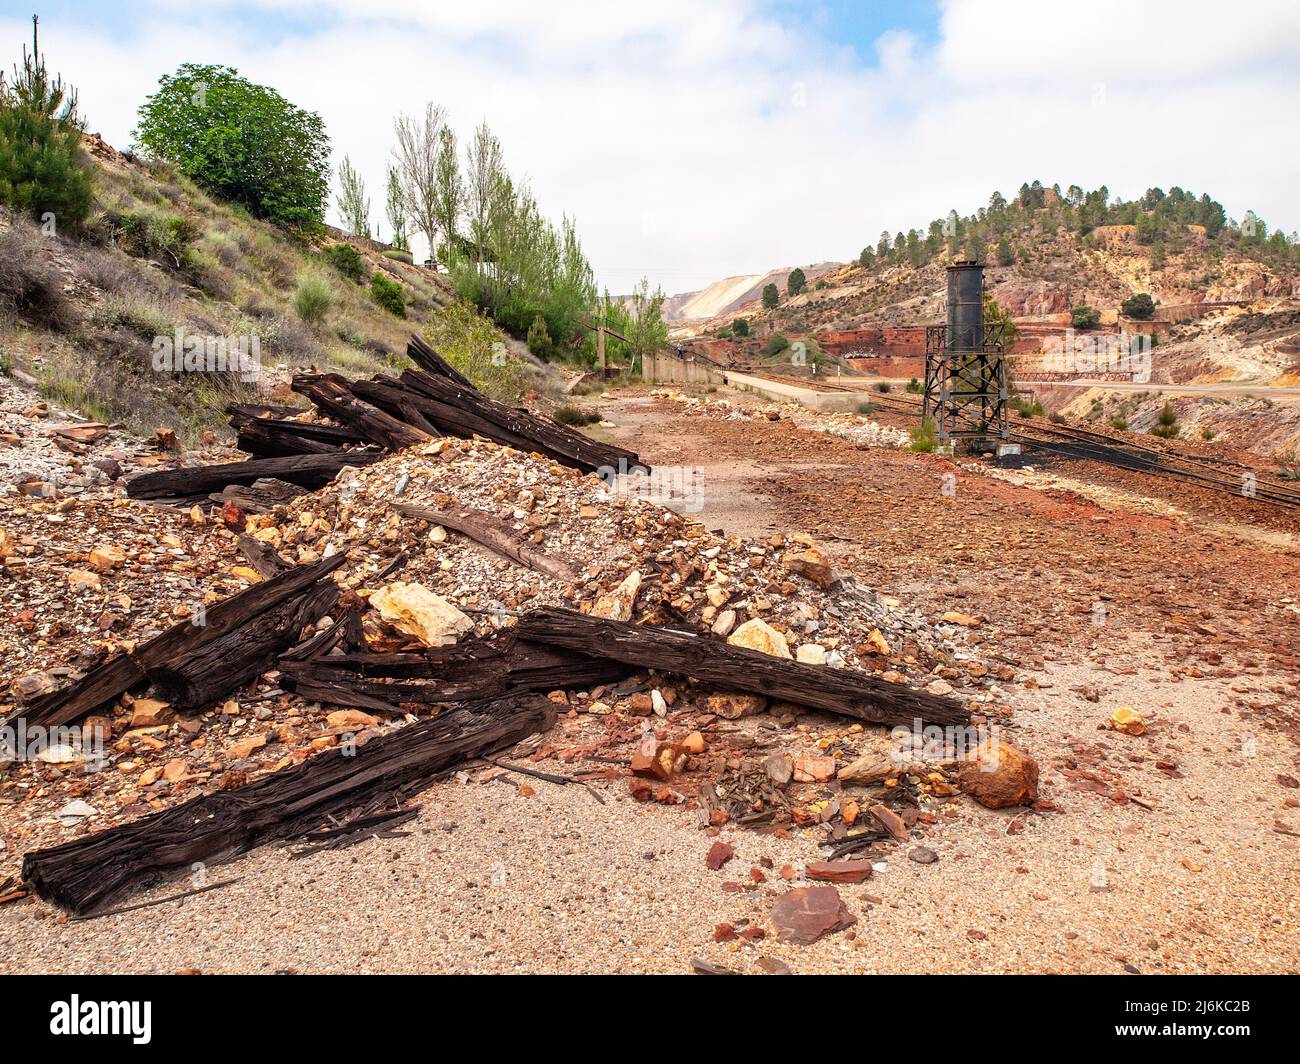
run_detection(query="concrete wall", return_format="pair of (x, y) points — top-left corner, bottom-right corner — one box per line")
(726, 372), (865, 412)
(644, 350), (724, 385)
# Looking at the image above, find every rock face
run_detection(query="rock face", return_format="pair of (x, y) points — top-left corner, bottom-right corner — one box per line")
(957, 740), (1039, 809)
(590, 569), (642, 622)
(726, 618), (791, 659)
(770, 886), (857, 945)
(369, 581), (473, 647)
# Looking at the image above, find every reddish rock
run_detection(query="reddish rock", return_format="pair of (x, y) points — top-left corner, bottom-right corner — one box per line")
(627, 778), (653, 802)
(957, 740), (1040, 809)
(770, 886), (857, 945)
(793, 755), (836, 783)
(713, 923), (737, 942)
(806, 859), (874, 884)
(706, 841), (734, 871)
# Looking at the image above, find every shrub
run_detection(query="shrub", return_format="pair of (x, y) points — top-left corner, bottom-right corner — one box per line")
(1110, 415), (1128, 430)
(1014, 396), (1045, 417)
(906, 377), (922, 393)
(1122, 293), (1156, 319)
(383, 249), (413, 263)
(0, 46), (93, 230)
(424, 300), (523, 403)
(108, 207), (200, 270)
(133, 64), (330, 230)
(1151, 401), (1179, 438)
(327, 242), (365, 282)
(731, 318), (749, 337)
(874, 381), (892, 393)
(1071, 305), (1100, 329)
(1201, 426), (1216, 440)
(553, 403), (601, 427)
(526, 314), (553, 358)
(908, 417), (938, 452)
(293, 272), (334, 324)
(856, 400), (875, 415)
(369, 272), (405, 317)
(764, 333), (790, 357)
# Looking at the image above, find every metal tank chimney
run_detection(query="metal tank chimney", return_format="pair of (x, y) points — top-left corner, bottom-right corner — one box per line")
(923, 259), (1010, 448)
(946, 261), (985, 355)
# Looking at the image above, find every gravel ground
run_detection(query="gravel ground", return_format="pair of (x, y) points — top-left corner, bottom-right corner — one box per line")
(3, 642), (1295, 975)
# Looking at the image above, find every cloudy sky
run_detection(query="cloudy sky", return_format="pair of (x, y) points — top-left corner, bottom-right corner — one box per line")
(4, 0), (1298, 294)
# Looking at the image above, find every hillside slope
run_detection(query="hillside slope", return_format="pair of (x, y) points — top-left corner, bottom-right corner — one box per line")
(0, 135), (458, 443)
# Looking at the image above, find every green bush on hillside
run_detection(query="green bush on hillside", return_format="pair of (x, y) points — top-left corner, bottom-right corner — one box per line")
(293, 272), (334, 324)
(764, 333), (790, 357)
(327, 242), (365, 282)
(369, 272), (405, 317)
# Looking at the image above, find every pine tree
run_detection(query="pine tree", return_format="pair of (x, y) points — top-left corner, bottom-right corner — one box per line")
(0, 34), (92, 230)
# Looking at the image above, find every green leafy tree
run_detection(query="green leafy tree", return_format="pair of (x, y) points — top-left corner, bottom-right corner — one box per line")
(762, 282), (779, 309)
(996, 238), (1014, 266)
(1122, 292), (1156, 319)
(1071, 305), (1100, 329)
(0, 42), (92, 229)
(134, 64), (329, 229)
(431, 124), (462, 257)
(731, 317), (749, 337)
(787, 267), (806, 296)
(335, 155), (370, 238)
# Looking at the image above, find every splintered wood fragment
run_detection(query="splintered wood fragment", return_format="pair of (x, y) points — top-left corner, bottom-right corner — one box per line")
(514, 607), (970, 730)
(236, 533), (291, 578)
(391, 501), (579, 582)
(406, 334), (474, 387)
(22, 695), (557, 914)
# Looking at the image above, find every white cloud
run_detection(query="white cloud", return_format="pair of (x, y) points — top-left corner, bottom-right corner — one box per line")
(5, 0), (1298, 294)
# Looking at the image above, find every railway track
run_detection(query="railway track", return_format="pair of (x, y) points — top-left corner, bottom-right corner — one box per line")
(756, 376), (1300, 511)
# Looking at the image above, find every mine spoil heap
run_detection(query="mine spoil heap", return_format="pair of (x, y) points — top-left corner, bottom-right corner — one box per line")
(6, 336), (1009, 917)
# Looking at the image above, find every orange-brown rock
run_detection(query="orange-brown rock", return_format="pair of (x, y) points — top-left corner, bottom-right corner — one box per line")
(957, 740), (1039, 809)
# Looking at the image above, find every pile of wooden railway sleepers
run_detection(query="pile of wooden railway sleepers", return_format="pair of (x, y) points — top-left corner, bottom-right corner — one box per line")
(126, 335), (647, 506)
(13, 565), (969, 913)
